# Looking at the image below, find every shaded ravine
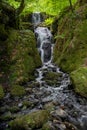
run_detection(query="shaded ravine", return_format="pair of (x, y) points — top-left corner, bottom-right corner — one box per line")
(32, 12), (87, 130)
(0, 12), (87, 130)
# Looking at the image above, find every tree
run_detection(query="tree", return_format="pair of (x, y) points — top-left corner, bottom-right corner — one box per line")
(69, 0), (73, 12)
(0, 0), (25, 29)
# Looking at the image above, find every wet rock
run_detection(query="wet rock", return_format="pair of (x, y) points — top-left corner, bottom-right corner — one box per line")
(18, 103), (23, 108)
(27, 82), (40, 88)
(10, 85), (26, 97)
(53, 119), (66, 130)
(25, 88), (33, 94)
(64, 122), (78, 130)
(44, 102), (55, 112)
(8, 106), (20, 113)
(42, 121), (56, 130)
(80, 115), (87, 130)
(4, 93), (10, 100)
(44, 71), (62, 81)
(0, 105), (9, 114)
(23, 101), (34, 108)
(44, 71), (62, 86)
(9, 110), (50, 129)
(0, 111), (13, 121)
(70, 67), (87, 97)
(42, 41), (51, 62)
(51, 108), (68, 120)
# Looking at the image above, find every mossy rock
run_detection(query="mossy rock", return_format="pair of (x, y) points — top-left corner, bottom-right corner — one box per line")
(44, 72), (62, 86)
(23, 101), (34, 108)
(42, 122), (53, 130)
(9, 106), (20, 113)
(10, 85), (26, 97)
(0, 85), (4, 99)
(21, 22), (33, 30)
(6, 30), (41, 85)
(0, 111), (13, 121)
(44, 72), (62, 80)
(53, 4), (87, 73)
(70, 67), (87, 97)
(9, 110), (50, 130)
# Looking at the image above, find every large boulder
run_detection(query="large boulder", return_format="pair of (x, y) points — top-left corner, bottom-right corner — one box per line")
(6, 30), (42, 85)
(42, 41), (51, 62)
(70, 67), (87, 97)
(9, 110), (50, 130)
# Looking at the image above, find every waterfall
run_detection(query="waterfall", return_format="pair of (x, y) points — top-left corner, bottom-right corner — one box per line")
(32, 12), (41, 26)
(32, 12), (53, 64)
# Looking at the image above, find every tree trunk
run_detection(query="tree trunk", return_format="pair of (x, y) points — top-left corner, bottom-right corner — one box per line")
(69, 0), (73, 13)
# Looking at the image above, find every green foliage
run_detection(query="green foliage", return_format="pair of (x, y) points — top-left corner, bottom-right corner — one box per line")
(7, 0), (77, 16)
(45, 17), (54, 26)
(7, 0), (20, 8)
(54, 34), (65, 39)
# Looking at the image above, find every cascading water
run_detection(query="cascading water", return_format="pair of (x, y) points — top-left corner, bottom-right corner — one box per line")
(32, 12), (87, 130)
(1, 12), (87, 130)
(32, 12), (42, 27)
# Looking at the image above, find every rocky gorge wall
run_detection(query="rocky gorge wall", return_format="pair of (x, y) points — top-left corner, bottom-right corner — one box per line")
(0, 9), (42, 99)
(53, 2), (87, 97)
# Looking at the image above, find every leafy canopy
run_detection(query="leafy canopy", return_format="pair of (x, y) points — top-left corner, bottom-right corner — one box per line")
(7, 0), (77, 15)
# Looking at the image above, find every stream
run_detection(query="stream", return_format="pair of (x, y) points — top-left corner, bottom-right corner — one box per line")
(0, 12), (87, 130)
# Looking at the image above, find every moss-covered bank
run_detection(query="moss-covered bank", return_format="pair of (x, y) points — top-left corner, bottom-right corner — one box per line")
(53, 3), (87, 97)
(7, 29), (41, 85)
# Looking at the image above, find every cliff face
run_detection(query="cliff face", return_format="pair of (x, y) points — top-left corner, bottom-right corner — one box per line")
(53, 3), (87, 97)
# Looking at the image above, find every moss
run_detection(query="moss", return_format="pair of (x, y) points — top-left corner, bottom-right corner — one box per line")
(9, 110), (50, 130)
(23, 101), (34, 108)
(6, 30), (41, 85)
(44, 72), (62, 86)
(0, 85), (4, 99)
(53, 4), (87, 97)
(21, 22), (33, 30)
(70, 67), (87, 97)
(53, 4), (87, 72)
(45, 72), (62, 80)
(0, 24), (8, 41)
(0, 112), (13, 121)
(10, 85), (26, 97)
(42, 122), (52, 130)
(9, 106), (20, 113)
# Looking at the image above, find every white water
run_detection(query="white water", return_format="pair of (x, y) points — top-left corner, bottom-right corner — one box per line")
(32, 12), (41, 26)
(32, 13), (87, 130)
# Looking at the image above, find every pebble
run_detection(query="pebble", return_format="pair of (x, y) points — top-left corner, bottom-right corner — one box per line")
(18, 103), (23, 108)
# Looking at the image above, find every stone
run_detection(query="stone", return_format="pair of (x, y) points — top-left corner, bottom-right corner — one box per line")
(80, 115), (87, 130)
(18, 103), (23, 108)
(51, 108), (68, 119)
(42, 41), (51, 62)
(70, 67), (87, 97)
(9, 110), (50, 129)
